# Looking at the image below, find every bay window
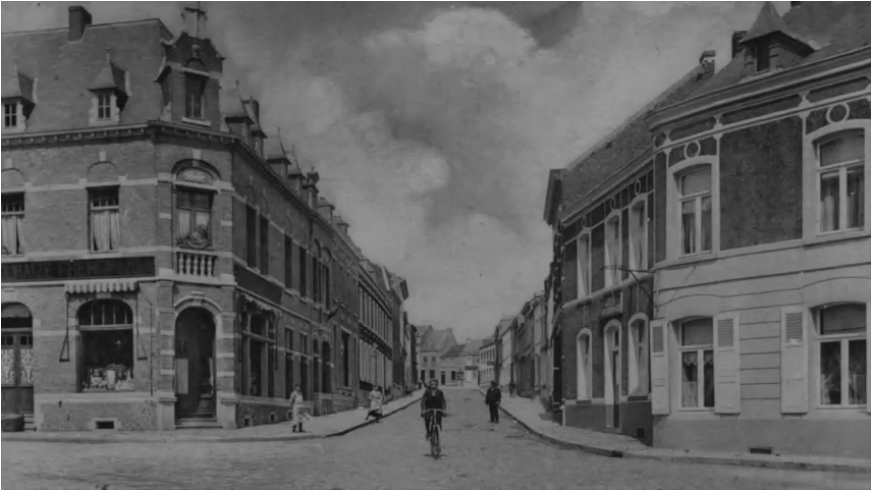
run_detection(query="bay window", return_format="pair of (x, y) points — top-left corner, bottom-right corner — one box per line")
(816, 131), (865, 233)
(176, 188), (212, 249)
(816, 304), (866, 406)
(577, 233), (591, 298)
(78, 300), (135, 392)
(604, 216), (621, 287)
(679, 318), (714, 409)
(629, 200), (647, 272)
(677, 166), (712, 255)
(2, 193), (25, 255)
(89, 188), (120, 252)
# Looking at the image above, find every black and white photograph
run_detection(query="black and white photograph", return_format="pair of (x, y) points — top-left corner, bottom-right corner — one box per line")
(0, 0), (870, 489)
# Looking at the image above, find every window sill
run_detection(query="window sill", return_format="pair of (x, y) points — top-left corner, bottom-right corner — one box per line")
(181, 117), (212, 128)
(676, 407), (714, 413)
(804, 229), (869, 248)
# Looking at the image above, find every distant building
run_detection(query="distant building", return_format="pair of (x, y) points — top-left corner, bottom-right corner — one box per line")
(478, 336), (496, 386)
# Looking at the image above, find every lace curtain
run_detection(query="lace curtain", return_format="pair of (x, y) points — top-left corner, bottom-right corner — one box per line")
(91, 210), (119, 251)
(1, 214), (23, 255)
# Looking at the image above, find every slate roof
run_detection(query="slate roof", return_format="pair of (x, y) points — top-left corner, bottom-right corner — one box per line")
(1, 65), (35, 102)
(459, 340), (483, 356)
(560, 59), (715, 213)
(691, 1), (871, 98)
(441, 344), (466, 359)
(420, 328), (453, 352)
(1, 19), (172, 132)
(220, 84), (250, 120)
(264, 132), (288, 161)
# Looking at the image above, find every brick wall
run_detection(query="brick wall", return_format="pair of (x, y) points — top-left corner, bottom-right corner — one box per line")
(720, 117), (804, 250)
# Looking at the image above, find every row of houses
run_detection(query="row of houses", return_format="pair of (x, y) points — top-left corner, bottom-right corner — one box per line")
(489, 1), (870, 459)
(1, 5), (419, 432)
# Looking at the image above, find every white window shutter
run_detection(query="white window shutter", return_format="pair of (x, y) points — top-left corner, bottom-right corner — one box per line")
(650, 319), (669, 415)
(780, 307), (809, 414)
(714, 312), (741, 414)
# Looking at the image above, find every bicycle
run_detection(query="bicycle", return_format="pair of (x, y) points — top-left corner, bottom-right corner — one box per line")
(424, 409), (445, 459)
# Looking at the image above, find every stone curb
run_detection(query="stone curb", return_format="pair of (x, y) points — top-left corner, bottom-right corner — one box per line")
(478, 390), (870, 474)
(1, 395), (422, 445)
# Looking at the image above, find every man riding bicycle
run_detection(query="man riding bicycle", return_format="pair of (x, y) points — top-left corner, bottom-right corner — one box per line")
(421, 378), (446, 440)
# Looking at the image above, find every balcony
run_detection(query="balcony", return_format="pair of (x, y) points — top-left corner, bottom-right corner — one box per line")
(175, 250), (218, 278)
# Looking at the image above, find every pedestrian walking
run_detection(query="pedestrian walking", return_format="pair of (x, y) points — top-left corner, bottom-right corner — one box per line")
(288, 385), (305, 433)
(485, 380), (502, 423)
(365, 385), (384, 423)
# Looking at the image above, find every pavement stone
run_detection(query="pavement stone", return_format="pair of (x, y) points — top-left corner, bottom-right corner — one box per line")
(485, 389), (871, 474)
(2, 388), (869, 490)
(1, 390), (423, 444)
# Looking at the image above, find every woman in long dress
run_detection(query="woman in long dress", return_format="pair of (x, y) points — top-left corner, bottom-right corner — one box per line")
(365, 385), (384, 423)
(289, 385), (304, 433)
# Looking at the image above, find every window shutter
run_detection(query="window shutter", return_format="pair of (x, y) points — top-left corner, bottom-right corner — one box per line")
(866, 303), (870, 414)
(780, 307), (809, 414)
(649, 319), (669, 415)
(714, 312), (741, 414)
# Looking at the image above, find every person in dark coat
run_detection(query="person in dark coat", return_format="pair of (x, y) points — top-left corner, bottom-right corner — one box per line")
(485, 380), (502, 423)
(421, 379), (447, 440)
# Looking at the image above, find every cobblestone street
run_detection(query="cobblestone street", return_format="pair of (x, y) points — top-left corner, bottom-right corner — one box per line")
(2, 389), (869, 490)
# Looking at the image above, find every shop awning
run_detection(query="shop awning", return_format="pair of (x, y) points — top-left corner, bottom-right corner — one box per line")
(64, 280), (138, 294)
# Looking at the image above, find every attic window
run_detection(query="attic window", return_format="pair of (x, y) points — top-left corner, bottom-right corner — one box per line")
(3, 103), (18, 128)
(185, 74), (207, 120)
(97, 93), (113, 120)
(754, 41), (770, 72)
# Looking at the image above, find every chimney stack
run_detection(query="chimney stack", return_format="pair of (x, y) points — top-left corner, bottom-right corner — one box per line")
(731, 31), (748, 58)
(68, 6), (92, 42)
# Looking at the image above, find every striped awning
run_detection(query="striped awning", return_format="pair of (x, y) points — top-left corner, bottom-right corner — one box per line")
(65, 280), (138, 294)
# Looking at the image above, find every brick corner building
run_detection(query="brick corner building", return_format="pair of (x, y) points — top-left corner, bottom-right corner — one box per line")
(1, 5), (410, 432)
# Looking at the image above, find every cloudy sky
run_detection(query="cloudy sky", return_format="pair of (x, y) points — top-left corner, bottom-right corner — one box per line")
(2, 1), (787, 341)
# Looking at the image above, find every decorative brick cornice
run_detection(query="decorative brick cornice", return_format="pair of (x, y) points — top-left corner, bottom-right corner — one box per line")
(1, 124), (151, 147)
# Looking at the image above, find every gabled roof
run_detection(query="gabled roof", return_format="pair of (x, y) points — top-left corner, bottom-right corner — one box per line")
(740, 2), (795, 44)
(89, 53), (127, 94)
(441, 344), (466, 359)
(560, 57), (715, 214)
(459, 340), (483, 356)
(220, 84), (250, 120)
(690, 1), (870, 97)
(264, 131), (289, 162)
(1, 65), (34, 102)
(421, 328), (457, 352)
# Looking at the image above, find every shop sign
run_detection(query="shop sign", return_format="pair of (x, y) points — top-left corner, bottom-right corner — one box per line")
(2, 257), (155, 282)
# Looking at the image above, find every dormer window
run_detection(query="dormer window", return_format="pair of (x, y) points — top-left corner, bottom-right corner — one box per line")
(4, 102), (18, 128)
(185, 74), (207, 120)
(754, 41), (771, 72)
(97, 92), (113, 120)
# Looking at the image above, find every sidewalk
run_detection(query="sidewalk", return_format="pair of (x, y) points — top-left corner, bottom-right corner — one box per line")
(488, 391), (870, 474)
(2, 390), (422, 445)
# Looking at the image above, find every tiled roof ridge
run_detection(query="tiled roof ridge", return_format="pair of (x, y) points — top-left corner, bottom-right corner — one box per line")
(565, 60), (710, 172)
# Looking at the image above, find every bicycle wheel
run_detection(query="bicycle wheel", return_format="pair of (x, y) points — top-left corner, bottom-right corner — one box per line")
(431, 426), (441, 459)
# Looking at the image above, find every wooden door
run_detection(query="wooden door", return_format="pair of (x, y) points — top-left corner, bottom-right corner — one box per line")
(1, 331), (34, 414)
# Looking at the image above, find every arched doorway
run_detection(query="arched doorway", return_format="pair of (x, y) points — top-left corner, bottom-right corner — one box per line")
(174, 308), (216, 420)
(2, 303), (34, 414)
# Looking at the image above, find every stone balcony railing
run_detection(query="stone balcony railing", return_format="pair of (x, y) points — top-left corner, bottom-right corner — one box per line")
(175, 250), (219, 278)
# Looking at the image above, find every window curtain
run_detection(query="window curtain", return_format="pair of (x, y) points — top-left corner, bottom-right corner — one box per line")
(2, 215), (21, 255)
(109, 210), (120, 250)
(178, 210), (191, 238)
(92, 211), (110, 251)
(820, 172), (839, 231)
(681, 352), (698, 407)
